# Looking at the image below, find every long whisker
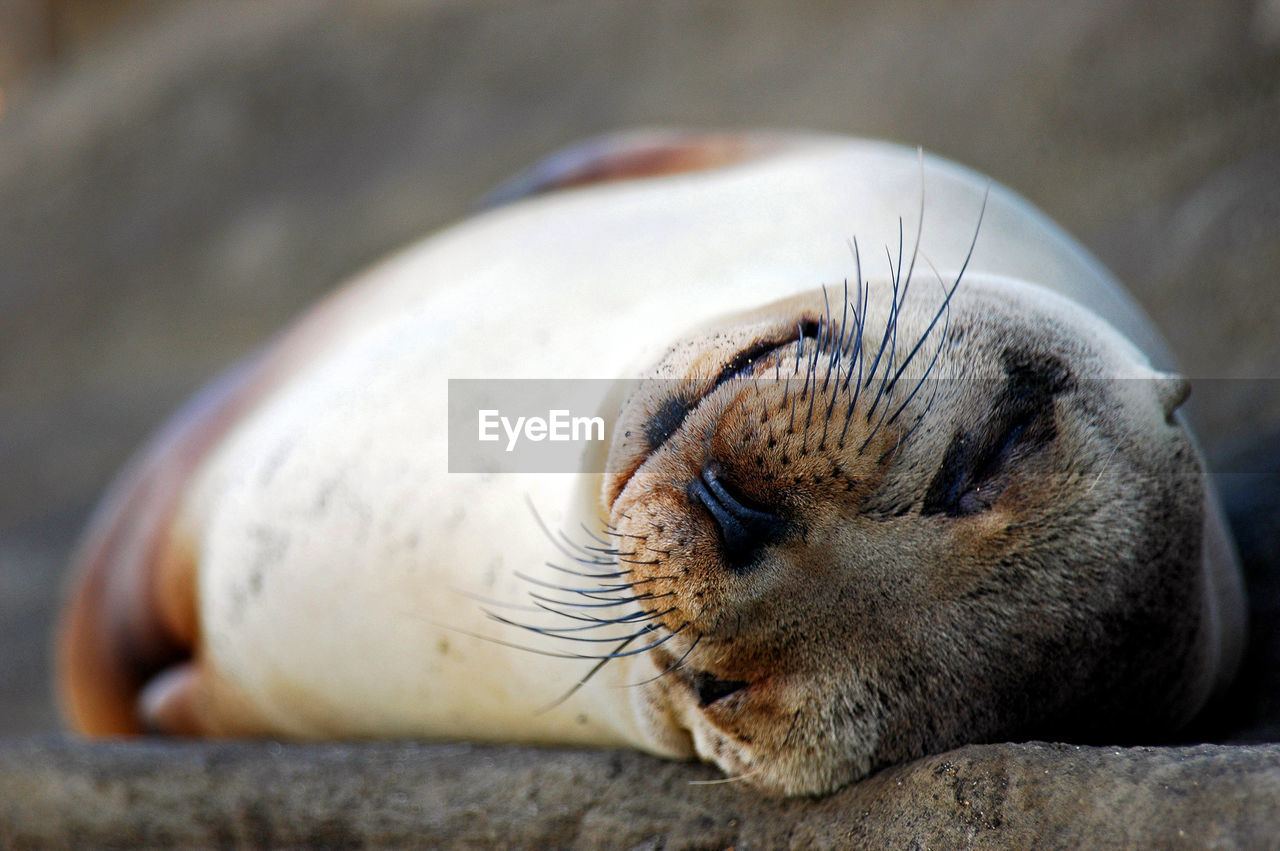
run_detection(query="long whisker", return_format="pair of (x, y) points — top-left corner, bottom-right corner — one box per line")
(617, 555), (663, 566)
(544, 560), (632, 580)
(884, 187), (987, 400)
(527, 496), (619, 567)
(448, 588), (545, 613)
(887, 259), (954, 426)
(557, 530), (617, 562)
(898, 147), (926, 306)
(528, 590), (675, 609)
(625, 633), (704, 687)
(450, 621), (688, 663)
(513, 570), (655, 596)
(487, 611), (661, 644)
(531, 601), (676, 627)
(688, 762), (768, 786)
(536, 631), (645, 713)
(576, 522), (615, 547)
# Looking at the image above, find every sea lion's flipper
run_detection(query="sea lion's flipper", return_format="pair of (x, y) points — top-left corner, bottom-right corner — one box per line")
(479, 130), (808, 209)
(57, 233), (421, 735)
(58, 242), (401, 736)
(138, 662), (205, 735)
(56, 357), (263, 735)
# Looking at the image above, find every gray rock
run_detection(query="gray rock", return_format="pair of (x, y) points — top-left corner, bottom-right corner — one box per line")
(2, 738), (1278, 848)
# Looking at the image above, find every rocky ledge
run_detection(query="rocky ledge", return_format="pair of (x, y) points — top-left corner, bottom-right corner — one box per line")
(3, 738), (1278, 848)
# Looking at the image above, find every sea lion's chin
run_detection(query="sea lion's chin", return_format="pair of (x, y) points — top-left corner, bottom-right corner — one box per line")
(645, 653), (827, 796)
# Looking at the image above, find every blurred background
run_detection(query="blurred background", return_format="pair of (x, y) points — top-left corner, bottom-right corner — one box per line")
(1, 0), (1278, 736)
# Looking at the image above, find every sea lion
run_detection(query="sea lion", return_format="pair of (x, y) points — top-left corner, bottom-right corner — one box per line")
(57, 131), (1245, 796)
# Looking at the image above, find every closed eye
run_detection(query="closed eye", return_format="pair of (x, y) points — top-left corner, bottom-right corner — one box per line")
(642, 321), (823, 454)
(920, 400), (1046, 516)
(921, 350), (1072, 517)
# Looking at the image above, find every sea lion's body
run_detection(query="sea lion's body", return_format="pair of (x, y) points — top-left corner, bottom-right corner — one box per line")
(59, 133), (1244, 795)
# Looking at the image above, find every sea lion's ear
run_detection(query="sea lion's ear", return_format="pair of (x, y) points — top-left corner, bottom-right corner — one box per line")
(1154, 372), (1191, 421)
(478, 130), (799, 209)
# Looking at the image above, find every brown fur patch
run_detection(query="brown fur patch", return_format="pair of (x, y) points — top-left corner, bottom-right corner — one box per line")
(58, 263), (385, 736)
(482, 131), (795, 208)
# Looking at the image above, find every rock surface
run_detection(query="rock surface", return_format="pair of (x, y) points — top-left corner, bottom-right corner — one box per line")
(3, 738), (1279, 848)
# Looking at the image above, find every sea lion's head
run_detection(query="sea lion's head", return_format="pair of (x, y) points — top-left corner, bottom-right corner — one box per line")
(595, 272), (1209, 795)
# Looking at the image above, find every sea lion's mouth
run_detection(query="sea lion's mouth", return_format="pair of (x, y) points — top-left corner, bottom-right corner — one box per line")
(688, 669), (749, 707)
(654, 648), (749, 707)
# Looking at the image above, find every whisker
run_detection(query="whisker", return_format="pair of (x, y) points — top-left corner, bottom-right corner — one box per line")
(557, 529), (614, 561)
(544, 560), (632, 580)
(820, 285), (840, 392)
(528, 590), (675, 609)
(531, 601), (676, 628)
(487, 611), (660, 644)
(536, 631), (646, 713)
(601, 527), (650, 542)
(899, 147), (926, 307)
(577, 540), (623, 555)
(882, 189), (985, 405)
(453, 619), (689, 663)
(866, 259), (903, 413)
(437, 627), (633, 661)
(887, 261), (954, 426)
(448, 588), (545, 613)
(617, 555), (663, 566)
(587, 622), (688, 659)
(513, 570), (648, 596)
(863, 264), (896, 394)
(625, 633), (703, 687)
(527, 496), (620, 567)
(688, 762), (768, 786)
(792, 323), (804, 377)
(577, 522), (614, 547)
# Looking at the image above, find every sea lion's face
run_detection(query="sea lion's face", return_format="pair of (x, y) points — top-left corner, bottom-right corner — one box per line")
(601, 277), (1205, 795)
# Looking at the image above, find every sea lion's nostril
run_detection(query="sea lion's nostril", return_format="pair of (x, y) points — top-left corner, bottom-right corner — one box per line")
(687, 464), (789, 571)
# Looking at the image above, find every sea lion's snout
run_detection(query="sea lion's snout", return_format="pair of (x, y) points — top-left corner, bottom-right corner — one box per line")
(597, 287), (926, 793)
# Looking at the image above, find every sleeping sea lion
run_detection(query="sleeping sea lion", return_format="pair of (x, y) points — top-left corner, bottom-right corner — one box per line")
(58, 131), (1245, 795)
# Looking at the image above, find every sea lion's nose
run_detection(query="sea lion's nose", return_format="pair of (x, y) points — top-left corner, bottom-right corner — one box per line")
(687, 463), (788, 572)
